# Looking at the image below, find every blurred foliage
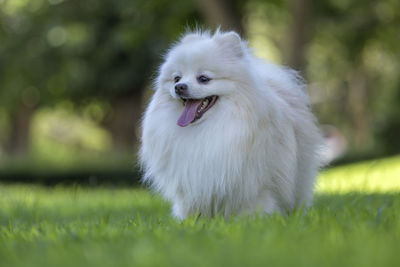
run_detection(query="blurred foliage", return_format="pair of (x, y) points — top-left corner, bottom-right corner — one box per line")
(310, 0), (400, 155)
(0, 0), (198, 105)
(1, 0), (400, 167)
(0, 0), (199, 156)
(247, 0), (400, 157)
(31, 104), (112, 156)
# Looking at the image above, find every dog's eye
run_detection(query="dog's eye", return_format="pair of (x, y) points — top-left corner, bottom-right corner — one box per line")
(198, 75), (211, 84)
(174, 76), (181, 83)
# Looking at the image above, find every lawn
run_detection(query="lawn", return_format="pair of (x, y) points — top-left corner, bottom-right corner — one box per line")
(1, 156), (400, 267)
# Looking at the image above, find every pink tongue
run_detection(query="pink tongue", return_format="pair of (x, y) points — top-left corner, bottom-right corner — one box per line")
(177, 99), (203, 127)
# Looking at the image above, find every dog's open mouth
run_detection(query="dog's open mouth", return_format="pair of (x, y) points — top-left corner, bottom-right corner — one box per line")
(177, 96), (218, 127)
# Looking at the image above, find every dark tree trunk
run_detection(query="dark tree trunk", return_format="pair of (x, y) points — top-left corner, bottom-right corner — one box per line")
(288, 0), (311, 72)
(194, 0), (245, 35)
(347, 69), (372, 151)
(103, 90), (144, 152)
(6, 105), (34, 156)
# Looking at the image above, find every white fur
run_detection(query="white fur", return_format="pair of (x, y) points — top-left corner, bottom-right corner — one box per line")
(140, 30), (323, 220)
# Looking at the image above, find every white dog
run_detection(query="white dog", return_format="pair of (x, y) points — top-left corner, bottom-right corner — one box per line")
(140, 30), (323, 219)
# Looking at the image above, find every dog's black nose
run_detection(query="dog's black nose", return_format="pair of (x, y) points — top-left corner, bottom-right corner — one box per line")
(175, 83), (188, 96)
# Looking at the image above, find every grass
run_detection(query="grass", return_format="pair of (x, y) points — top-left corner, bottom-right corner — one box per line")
(1, 156), (400, 267)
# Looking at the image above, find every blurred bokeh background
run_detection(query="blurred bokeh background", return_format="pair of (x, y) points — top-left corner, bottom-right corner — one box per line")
(0, 0), (399, 184)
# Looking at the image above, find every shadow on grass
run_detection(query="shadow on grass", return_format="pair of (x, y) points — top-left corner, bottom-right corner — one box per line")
(0, 169), (142, 186)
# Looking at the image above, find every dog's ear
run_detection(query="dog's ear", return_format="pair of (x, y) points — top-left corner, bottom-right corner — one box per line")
(213, 31), (244, 57)
(180, 33), (202, 44)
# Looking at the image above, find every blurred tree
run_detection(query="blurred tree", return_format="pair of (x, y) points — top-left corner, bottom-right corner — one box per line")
(194, 0), (246, 35)
(0, 1), (53, 155)
(247, 0), (400, 158)
(0, 0), (199, 154)
(1, 0), (400, 160)
(310, 0), (400, 155)
(288, 0), (311, 71)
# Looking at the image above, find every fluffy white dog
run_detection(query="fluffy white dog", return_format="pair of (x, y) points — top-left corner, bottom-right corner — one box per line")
(140, 30), (323, 219)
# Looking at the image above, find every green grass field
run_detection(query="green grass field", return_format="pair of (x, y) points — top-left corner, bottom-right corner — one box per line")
(1, 156), (400, 267)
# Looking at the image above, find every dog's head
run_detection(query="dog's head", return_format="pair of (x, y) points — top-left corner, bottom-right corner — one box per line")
(157, 30), (251, 127)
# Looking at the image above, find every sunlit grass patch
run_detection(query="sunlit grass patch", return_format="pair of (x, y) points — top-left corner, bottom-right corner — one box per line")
(0, 156), (400, 267)
(317, 155), (400, 194)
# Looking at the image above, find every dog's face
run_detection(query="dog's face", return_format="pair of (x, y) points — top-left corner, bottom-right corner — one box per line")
(157, 31), (248, 127)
